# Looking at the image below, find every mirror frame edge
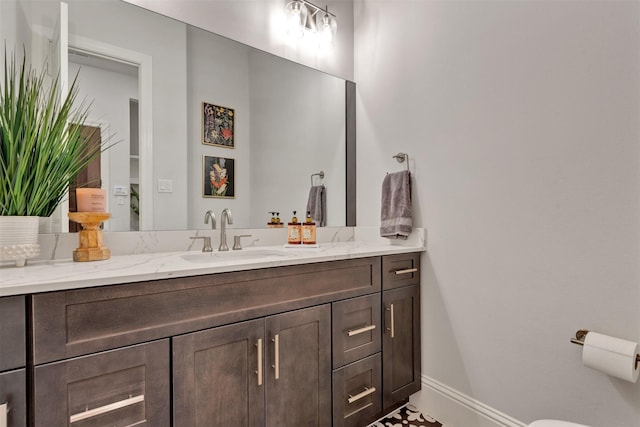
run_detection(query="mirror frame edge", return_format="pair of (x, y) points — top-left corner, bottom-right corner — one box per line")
(346, 80), (356, 226)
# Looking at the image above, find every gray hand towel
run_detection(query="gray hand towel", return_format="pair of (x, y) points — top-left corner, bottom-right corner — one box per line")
(306, 185), (326, 227)
(380, 170), (412, 239)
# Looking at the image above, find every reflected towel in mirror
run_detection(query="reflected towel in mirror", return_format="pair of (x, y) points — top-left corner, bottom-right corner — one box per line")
(306, 185), (326, 227)
(380, 170), (412, 239)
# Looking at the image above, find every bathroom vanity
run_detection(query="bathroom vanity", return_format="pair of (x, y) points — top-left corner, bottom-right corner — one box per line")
(0, 245), (421, 427)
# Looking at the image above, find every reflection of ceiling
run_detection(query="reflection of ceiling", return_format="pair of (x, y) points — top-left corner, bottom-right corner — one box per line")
(69, 49), (138, 77)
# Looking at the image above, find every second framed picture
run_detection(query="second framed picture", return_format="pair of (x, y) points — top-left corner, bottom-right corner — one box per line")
(203, 156), (235, 198)
(202, 102), (234, 148)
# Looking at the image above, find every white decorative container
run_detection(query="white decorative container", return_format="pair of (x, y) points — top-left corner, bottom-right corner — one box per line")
(38, 216), (53, 234)
(0, 216), (40, 267)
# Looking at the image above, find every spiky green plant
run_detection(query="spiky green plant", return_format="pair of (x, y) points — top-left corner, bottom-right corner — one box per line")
(0, 50), (102, 217)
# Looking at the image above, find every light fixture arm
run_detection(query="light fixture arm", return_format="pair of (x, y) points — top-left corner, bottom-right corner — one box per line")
(299, 0), (336, 19)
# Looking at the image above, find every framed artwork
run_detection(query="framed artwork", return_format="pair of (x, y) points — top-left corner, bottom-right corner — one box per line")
(202, 102), (235, 148)
(203, 156), (235, 198)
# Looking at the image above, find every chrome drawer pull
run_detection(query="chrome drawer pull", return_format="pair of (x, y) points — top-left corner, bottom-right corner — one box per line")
(69, 394), (144, 423)
(347, 324), (376, 337)
(394, 267), (418, 275)
(256, 338), (263, 386)
(385, 304), (395, 338)
(1, 402), (7, 427)
(272, 334), (280, 380)
(347, 386), (376, 404)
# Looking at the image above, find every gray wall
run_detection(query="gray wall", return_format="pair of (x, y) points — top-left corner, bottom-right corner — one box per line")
(355, 1), (640, 426)
(186, 26), (252, 228)
(124, 0), (354, 82)
(66, 0), (189, 231)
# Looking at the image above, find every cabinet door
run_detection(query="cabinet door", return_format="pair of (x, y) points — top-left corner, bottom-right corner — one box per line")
(0, 369), (26, 427)
(173, 319), (264, 427)
(382, 285), (421, 410)
(265, 305), (331, 427)
(0, 296), (25, 372)
(33, 340), (170, 427)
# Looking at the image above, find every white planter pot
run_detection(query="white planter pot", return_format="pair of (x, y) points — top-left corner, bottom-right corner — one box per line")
(38, 216), (53, 234)
(0, 216), (40, 267)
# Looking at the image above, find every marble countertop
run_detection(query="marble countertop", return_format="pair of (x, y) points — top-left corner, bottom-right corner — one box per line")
(0, 241), (425, 296)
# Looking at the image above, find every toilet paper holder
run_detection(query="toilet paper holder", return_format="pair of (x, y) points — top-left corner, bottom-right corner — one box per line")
(570, 329), (640, 369)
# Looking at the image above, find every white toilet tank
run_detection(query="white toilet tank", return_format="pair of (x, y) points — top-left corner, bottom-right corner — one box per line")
(529, 420), (591, 427)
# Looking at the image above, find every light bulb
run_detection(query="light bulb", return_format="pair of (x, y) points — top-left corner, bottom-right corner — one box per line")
(316, 11), (337, 50)
(286, 0), (308, 40)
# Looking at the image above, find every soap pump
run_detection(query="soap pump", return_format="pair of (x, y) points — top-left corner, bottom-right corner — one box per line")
(302, 211), (316, 245)
(287, 211), (301, 244)
(268, 211), (277, 228)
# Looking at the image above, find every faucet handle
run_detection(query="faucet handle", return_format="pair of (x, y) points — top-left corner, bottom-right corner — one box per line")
(232, 234), (252, 251)
(190, 236), (213, 252)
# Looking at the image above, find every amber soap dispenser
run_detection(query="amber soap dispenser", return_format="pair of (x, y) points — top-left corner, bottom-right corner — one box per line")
(301, 211), (316, 245)
(287, 211), (301, 244)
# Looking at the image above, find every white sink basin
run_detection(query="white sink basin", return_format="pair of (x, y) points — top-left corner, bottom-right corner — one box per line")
(181, 249), (288, 263)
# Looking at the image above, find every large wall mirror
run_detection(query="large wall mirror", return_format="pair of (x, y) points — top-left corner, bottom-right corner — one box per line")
(6, 0), (354, 232)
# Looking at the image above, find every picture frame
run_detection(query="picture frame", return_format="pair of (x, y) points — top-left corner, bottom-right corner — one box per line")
(202, 102), (235, 148)
(203, 155), (235, 198)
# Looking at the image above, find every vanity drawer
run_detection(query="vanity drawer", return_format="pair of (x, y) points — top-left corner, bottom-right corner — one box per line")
(382, 253), (420, 290)
(33, 340), (170, 427)
(31, 257), (381, 364)
(332, 354), (382, 427)
(0, 296), (25, 372)
(0, 368), (26, 427)
(332, 294), (381, 369)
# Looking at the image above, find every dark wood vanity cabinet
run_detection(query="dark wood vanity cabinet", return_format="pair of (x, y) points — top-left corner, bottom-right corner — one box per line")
(382, 253), (422, 411)
(173, 305), (331, 427)
(0, 296), (26, 427)
(23, 253), (420, 426)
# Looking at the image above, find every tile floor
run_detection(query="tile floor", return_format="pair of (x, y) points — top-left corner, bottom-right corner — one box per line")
(369, 404), (444, 427)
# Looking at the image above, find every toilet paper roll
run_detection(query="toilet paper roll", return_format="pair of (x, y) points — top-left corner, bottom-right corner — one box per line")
(582, 332), (639, 383)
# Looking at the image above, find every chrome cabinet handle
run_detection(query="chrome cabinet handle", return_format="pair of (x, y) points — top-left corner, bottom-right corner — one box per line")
(394, 267), (417, 275)
(256, 338), (263, 386)
(1, 402), (7, 427)
(347, 386), (376, 404)
(272, 334), (280, 380)
(69, 394), (144, 424)
(385, 304), (395, 338)
(346, 324), (376, 337)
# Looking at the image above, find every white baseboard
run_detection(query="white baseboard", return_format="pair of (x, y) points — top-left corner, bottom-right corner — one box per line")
(409, 375), (527, 427)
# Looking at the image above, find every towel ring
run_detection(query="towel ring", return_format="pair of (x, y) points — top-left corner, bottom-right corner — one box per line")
(392, 152), (410, 172)
(311, 171), (325, 186)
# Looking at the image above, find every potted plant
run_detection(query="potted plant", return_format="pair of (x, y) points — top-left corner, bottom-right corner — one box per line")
(0, 50), (102, 266)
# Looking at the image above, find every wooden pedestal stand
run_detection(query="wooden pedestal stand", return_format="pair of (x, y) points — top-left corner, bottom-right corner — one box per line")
(68, 212), (111, 262)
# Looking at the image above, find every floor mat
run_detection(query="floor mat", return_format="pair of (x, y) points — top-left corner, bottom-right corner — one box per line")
(369, 403), (443, 427)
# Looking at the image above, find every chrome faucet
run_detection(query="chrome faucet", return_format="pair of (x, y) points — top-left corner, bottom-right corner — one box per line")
(218, 208), (233, 251)
(204, 210), (217, 230)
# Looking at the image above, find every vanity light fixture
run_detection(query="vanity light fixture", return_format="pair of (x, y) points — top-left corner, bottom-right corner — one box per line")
(285, 0), (309, 39)
(285, 0), (337, 48)
(316, 5), (337, 50)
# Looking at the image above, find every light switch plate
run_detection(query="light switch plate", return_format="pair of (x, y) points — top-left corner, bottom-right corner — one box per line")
(158, 179), (173, 193)
(113, 185), (128, 196)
